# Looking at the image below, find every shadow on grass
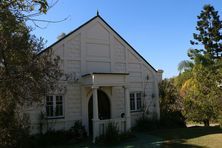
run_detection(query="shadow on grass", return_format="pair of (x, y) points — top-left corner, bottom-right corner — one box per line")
(154, 139), (203, 148)
(148, 125), (222, 148)
(149, 125), (222, 139)
(46, 126), (222, 148)
(115, 132), (203, 148)
(159, 141), (203, 148)
(47, 133), (202, 148)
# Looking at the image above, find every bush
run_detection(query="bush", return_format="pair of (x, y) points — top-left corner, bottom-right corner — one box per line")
(134, 116), (159, 131)
(0, 110), (30, 148)
(134, 112), (186, 132)
(96, 122), (135, 145)
(160, 111), (186, 128)
(67, 120), (87, 141)
(30, 130), (68, 147)
(158, 79), (186, 128)
(28, 120), (87, 147)
(96, 122), (119, 144)
(218, 113), (222, 128)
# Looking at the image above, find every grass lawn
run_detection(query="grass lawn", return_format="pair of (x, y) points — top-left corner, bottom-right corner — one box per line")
(45, 126), (222, 148)
(148, 126), (222, 147)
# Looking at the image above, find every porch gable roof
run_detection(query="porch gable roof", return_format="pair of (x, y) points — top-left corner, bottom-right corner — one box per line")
(81, 72), (129, 87)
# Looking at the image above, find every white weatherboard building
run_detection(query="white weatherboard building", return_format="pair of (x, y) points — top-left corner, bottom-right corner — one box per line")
(28, 14), (163, 142)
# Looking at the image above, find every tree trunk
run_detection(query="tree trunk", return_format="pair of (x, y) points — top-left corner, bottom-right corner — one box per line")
(203, 119), (209, 127)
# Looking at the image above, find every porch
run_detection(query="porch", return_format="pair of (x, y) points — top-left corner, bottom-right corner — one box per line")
(80, 73), (131, 142)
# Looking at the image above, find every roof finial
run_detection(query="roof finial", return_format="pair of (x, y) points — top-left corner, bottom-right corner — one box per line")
(97, 10), (99, 16)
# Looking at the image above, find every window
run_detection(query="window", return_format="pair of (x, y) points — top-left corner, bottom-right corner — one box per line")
(136, 93), (142, 110)
(46, 96), (54, 117)
(56, 96), (63, 116)
(130, 92), (142, 111)
(46, 95), (64, 118)
(130, 93), (135, 110)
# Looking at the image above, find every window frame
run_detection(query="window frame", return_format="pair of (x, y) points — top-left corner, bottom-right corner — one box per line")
(46, 95), (64, 119)
(130, 92), (142, 112)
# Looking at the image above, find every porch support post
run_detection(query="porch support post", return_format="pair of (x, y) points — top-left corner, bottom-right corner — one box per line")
(92, 86), (99, 143)
(124, 86), (131, 131)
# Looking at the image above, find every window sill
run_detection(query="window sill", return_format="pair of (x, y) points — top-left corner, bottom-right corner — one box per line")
(46, 116), (64, 120)
(130, 110), (143, 113)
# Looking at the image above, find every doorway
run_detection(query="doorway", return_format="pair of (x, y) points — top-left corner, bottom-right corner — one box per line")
(88, 90), (111, 135)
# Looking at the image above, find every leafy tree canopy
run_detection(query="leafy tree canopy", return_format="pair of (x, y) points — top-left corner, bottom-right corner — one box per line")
(0, 1), (61, 147)
(159, 79), (183, 113)
(159, 79), (186, 128)
(0, 0), (48, 14)
(176, 4), (222, 126)
(190, 5), (222, 61)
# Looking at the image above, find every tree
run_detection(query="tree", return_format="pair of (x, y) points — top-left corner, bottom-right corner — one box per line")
(0, 0), (49, 15)
(0, 1), (61, 147)
(177, 60), (194, 73)
(174, 60), (193, 96)
(190, 4), (222, 61)
(159, 79), (186, 127)
(159, 79), (183, 113)
(183, 64), (222, 126)
(177, 4), (222, 126)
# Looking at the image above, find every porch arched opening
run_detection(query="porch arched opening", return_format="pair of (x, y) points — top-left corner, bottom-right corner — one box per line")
(88, 90), (111, 135)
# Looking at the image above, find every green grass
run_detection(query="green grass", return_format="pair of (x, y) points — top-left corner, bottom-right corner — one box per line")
(148, 126), (222, 147)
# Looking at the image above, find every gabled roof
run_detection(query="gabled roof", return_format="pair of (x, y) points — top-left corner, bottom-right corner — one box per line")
(39, 14), (157, 72)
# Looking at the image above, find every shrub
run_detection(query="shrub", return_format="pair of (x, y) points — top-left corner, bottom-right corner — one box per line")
(67, 120), (87, 141)
(28, 120), (87, 147)
(134, 116), (159, 131)
(105, 122), (120, 143)
(96, 122), (135, 145)
(218, 113), (222, 128)
(96, 122), (119, 144)
(134, 112), (186, 132)
(0, 110), (30, 148)
(160, 111), (186, 128)
(31, 130), (68, 147)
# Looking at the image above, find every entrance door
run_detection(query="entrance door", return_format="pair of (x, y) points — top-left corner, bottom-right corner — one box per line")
(88, 90), (111, 135)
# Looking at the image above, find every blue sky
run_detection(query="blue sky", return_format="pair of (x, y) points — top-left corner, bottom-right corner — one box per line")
(30, 0), (222, 78)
